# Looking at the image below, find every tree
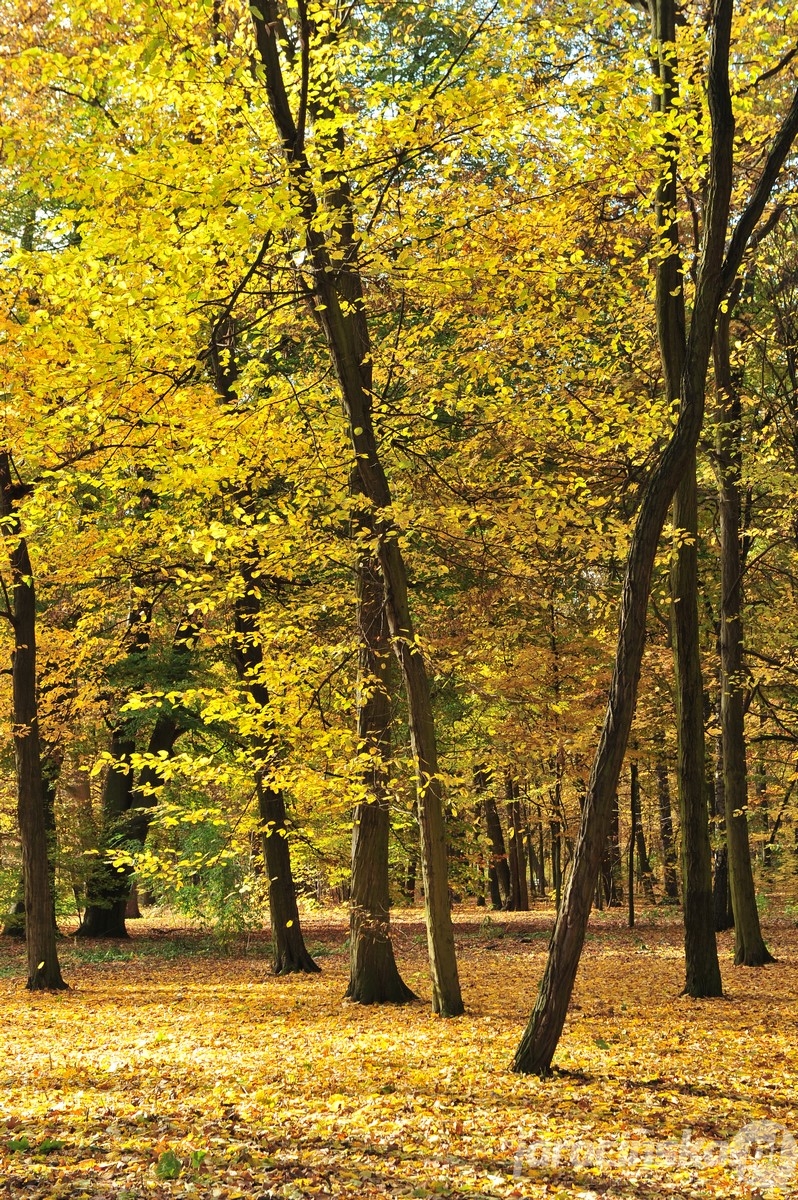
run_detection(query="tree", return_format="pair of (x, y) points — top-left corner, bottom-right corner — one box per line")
(0, 454), (67, 990)
(714, 283), (774, 965)
(513, 0), (798, 1075)
(248, 0), (463, 1015)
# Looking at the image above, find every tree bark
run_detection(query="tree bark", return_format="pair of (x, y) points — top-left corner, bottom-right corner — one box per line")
(347, 554), (415, 1003)
(477, 767), (511, 909)
(0, 453), (67, 990)
(714, 300), (773, 965)
(671, 452), (723, 996)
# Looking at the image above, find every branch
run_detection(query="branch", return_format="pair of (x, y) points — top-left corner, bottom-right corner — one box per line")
(721, 87), (798, 293)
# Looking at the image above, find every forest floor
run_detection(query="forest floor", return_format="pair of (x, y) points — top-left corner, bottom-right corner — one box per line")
(0, 905), (796, 1200)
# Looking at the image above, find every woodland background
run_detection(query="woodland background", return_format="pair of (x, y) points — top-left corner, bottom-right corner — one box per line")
(0, 0), (798, 1188)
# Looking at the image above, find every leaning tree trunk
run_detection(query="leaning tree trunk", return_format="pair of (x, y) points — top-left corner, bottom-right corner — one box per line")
(671, 455), (723, 996)
(250, 4), (462, 1016)
(0, 454), (67, 990)
(714, 300), (773, 965)
(512, 0), (793, 1073)
(347, 552), (415, 1003)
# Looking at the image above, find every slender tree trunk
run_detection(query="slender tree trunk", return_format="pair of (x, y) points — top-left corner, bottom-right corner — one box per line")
(672, 454), (723, 996)
(605, 793), (624, 906)
(714, 302), (773, 965)
(711, 705), (734, 929)
(251, 6), (462, 1015)
(234, 564), (318, 975)
(550, 820), (562, 911)
(478, 769), (510, 909)
(347, 554), (415, 1003)
(506, 773), (529, 911)
(655, 737), (679, 901)
(629, 762), (638, 927)
(0, 454), (67, 990)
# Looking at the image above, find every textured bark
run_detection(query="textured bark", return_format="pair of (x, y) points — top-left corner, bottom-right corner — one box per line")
(251, 2), (461, 1016)
(347, 555), (415, 1003)
(714, 302), (773, 965)
(672, 453), (723, 996)
(0, 453), (67, 990)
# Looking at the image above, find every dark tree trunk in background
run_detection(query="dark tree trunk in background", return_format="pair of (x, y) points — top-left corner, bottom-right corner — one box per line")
(478, 768), (510, 910)
(347, 555), (415, 1003)
(672, 452), (723, 996)
(711, 709), (734, 929)
(77, 730), (135, 938)
(629, 763), (638, 927)
(601, 794), (623, 906)
(655, 738), (679, 901)
(506, 773), (529, 911)
(550, 820), (562, 910)
(0, 454), (67, 990)
(234, 562), (318, 975)
(126, 881), (143, 919)
(714, 299), (773, 965)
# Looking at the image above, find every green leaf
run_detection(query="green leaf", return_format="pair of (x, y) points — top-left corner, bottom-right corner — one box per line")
(155, 1149), (182, 1179)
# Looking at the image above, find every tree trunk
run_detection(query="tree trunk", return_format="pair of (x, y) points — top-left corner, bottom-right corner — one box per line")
(655, 737), (680, 901)
(601, 792), (623, 906)
(250, 6), (462, 1016)
(347, 554), (415, 1003)
(0, 453), (67, 990)
(671, 454), (723, 996)
(479, 775), (511, 910)
(76, 730), (135, 938)
(711, 708), (735, 929)
(506, 773), (529, 911)
(126, 881), (143, 919)
(513, 0), (767, 1073)
(714, 301), (773, 965)
(233, 564), (318, 975)
(629, 763), (638, 927)
(550, 820), (562, 911)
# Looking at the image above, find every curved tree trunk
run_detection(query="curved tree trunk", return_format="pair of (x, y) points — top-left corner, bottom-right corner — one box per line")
(1, 453), (67, 990)
(714, 301), (773, 965)
(347, 553), (415, 1003)
(513, 0), (759, 1074)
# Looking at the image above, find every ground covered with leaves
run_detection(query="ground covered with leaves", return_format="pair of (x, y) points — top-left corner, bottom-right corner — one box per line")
(1, 908), (796, 1200)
